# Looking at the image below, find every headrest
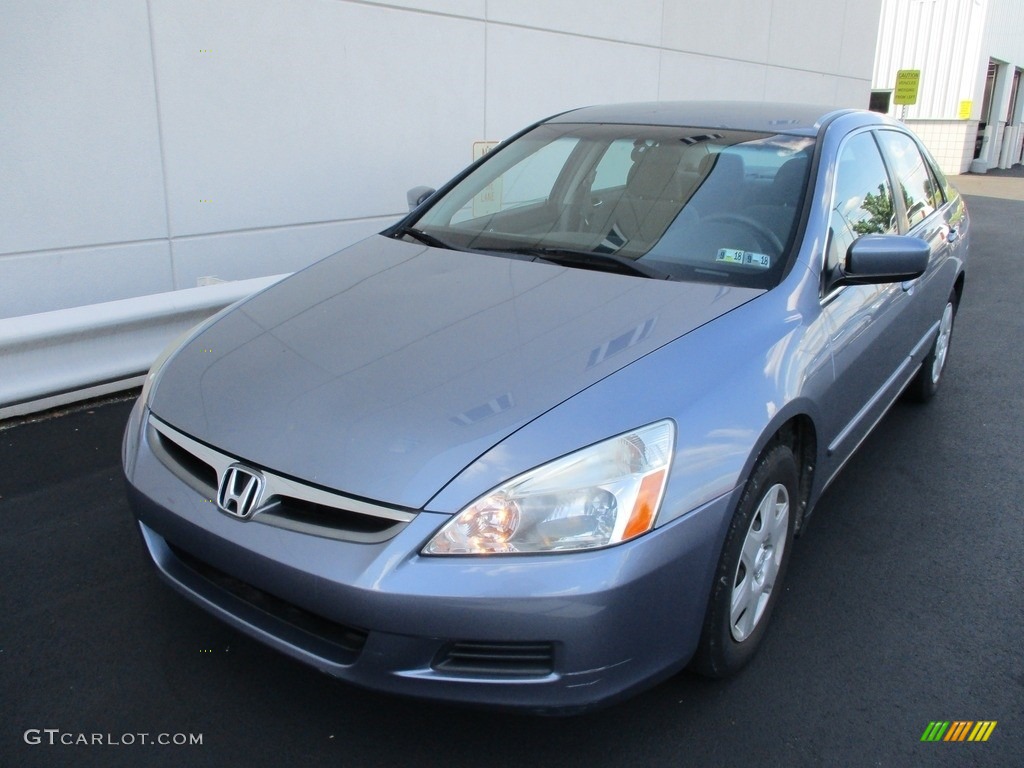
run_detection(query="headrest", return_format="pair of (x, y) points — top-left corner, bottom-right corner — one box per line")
(626, 143), (685, 199)
(698, 151), (744, 181)
(772, 156), (809, 206)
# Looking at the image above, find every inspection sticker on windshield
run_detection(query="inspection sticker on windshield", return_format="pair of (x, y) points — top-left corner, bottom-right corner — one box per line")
(716, 248), (771, 269)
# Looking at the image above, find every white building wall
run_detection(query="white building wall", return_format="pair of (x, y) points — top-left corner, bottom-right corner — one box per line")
(984, 0), (1024, 61)
(884, 0), (986, 118)
(1, 0), (173, 313)
(983, 0), (1024, 168)
(0, 0), (883, 414)
(872, 0), (1024, 174)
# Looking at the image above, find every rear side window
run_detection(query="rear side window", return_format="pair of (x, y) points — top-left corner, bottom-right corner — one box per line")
(827, 131), (897, 277)
(875, 130), (939, 228)
(924, 150), (953, 205)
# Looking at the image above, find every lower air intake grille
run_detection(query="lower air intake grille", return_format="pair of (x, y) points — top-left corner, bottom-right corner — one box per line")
(168, 543), (368, 660)
(433, 641), (555, 677)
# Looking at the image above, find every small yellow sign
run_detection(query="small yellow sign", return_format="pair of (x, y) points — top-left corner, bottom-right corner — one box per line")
(472, 141), (498, 162)
(958, 100), (973, 119)
(472, 141), (501, 217)
(894, 69), (921, 105)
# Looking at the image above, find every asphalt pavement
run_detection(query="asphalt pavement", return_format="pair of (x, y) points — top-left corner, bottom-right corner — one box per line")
(2, 170), (1022, 768)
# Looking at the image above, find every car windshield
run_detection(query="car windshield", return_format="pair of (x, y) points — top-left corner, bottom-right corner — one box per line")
(411, 123), (816, 288)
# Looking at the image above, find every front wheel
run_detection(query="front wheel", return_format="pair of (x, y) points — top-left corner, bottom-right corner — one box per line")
(908, 291), (958, 403)
(689, 444), (798, 678)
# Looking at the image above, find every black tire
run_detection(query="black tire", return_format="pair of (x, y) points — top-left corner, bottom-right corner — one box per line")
(907, 290), (958, 403)
(689, 444), (798, 678)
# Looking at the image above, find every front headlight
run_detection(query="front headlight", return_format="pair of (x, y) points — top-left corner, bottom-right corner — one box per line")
(423, 420), (675, 555)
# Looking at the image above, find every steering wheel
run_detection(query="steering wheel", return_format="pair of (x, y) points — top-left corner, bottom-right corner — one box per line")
(701, 213), (784, 255)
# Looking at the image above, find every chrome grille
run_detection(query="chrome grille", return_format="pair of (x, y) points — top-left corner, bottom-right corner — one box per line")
(147, 415), (415, 543)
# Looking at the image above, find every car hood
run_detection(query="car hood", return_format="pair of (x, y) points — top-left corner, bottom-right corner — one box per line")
(150, 235), (763, 509)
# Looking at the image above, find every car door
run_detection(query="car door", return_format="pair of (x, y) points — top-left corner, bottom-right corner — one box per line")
(874, 129), (962, 336)
(818, 130), (918, 473)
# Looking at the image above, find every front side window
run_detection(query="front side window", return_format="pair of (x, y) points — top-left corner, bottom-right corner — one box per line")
(826, 132), (897, 279)
(875, 130), (939, 228)
(411, 123), (815, 288)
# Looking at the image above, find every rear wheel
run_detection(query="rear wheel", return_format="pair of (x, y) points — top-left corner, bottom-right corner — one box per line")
(690, 444), (798, 677)
(908, 291), (957, 403)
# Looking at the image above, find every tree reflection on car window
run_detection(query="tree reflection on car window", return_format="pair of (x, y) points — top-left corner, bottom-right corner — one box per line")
(827, 132), (897, 279)
(852, 183), (895, 236)
(875, 130), (939, 228)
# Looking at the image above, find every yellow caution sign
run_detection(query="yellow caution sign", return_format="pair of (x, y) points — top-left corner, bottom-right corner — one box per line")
(472, 141), (501, 217)
(894, 70), (921, 105)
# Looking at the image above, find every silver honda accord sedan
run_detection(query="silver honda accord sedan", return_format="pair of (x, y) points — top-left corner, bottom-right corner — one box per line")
(123, 102), (968, 713)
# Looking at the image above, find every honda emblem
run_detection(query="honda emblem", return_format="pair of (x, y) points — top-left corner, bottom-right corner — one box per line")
(217, 464), (265, 519)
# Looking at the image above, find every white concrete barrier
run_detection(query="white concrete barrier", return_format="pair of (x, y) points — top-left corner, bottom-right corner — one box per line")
(0, 275), (287, 419)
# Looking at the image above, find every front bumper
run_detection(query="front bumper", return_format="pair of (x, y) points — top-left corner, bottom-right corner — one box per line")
(123, 401), (735, 712)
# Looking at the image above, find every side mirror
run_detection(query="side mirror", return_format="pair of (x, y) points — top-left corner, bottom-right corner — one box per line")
(406, 186), (436, 212)
(835, 234), (930, 287)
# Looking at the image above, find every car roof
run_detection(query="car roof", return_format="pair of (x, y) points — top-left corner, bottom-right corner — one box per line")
(545, 101), (862, 137)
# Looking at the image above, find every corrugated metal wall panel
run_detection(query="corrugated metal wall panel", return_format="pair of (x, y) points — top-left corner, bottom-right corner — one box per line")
(873, 0), (989, 119)
(986, 0), (1024, 64)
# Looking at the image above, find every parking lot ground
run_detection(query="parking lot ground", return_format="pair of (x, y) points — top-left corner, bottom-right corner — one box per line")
(2, 172), (1022, 767)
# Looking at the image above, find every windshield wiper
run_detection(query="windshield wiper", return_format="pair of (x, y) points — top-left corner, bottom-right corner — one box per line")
(392, 229), (672, 280)
(503, 247), (673, 280)
(393, 225), (457, 251)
